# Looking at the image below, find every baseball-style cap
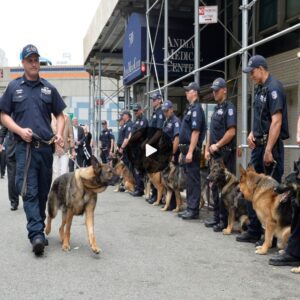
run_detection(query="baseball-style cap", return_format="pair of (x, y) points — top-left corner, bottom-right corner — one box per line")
(150, 92), (163, 100)
(121, 110), (132, 118)
(161, 100), (173, 111)
(101, 120), (107, 125)
(211, 78), (227, 91)
(117, 114), (123, 121)
(21, 44), (40, 60)
(183, 82), (200, 92)
(243, 55), (268, 73)
(132, 103), (142, 111)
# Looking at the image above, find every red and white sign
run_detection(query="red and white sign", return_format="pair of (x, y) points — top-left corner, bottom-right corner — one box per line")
(199, 5), (218, 24)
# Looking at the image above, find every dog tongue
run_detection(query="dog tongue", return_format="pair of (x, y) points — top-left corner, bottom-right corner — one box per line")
(280, 191), (290, 202)
(209, 182), (214, 188)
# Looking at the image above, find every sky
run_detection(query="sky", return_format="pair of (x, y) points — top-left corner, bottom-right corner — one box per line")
(0, 0), (101, 66)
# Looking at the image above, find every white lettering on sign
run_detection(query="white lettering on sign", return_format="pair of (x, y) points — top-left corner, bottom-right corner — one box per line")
(199, 5), (218, 24)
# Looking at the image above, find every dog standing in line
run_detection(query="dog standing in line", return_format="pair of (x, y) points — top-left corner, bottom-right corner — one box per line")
(239, 164), (292, 255)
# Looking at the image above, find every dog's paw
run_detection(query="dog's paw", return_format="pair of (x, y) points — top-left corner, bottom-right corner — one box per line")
(172, 208), (180, 213)
(222, 228), (232, 235)
(152, 202), (159, 206)
(291, 267), (300, 274)
(45, 227), (50, 235)
(62, 244), (71, 252)
(255, 248), (268, 255)
(160, 207), (167, 211)
(92, 246), (101, 254)
(255, 245), (262, 250)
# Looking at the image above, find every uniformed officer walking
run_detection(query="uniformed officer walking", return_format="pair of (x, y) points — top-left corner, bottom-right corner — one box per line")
(236, 55), (289, 244)
(0, 45), (65, 256)
(204, 78), (237, 232)
(178, 82), (206, 220)
(130, 103), (148, 197)
(99, 120), (114, 163)
(147, 92), (165, 204)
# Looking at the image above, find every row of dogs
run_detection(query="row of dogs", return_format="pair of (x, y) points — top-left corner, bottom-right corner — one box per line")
(114, 157), (300, 273)
(44, 154), (300, 274)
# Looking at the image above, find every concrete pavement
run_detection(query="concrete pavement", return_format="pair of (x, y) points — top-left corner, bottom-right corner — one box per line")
(0, 177), (299, 300)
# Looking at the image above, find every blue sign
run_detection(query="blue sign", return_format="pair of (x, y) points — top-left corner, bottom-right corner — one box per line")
(123, 13), (224, 86)
(123, 13), (146, 85)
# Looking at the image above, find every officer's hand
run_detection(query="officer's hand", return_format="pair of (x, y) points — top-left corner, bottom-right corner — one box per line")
(55, 134), (64, 147)
(118, 147), (123, 154)
(247, 132), (256, 150)
(19, 128), (33, 143)
(209, 144), (219, 153)
(185, 151), (193, 164)
(263, 149), (274, 166)
(205, 150), (210, 161)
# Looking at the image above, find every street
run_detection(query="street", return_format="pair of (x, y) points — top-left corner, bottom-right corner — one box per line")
(0, 177), (299, 300)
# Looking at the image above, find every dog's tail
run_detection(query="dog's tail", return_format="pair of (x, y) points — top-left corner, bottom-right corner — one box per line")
(47, 181), (60, 219)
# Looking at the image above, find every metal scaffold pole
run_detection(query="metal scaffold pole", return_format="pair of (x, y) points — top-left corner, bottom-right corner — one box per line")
(241, 0), (249, 168)
(98, 59), (102, 154)
(194, 0), (200, 84)
(146, 0), (150, 118)
(164, 0), (168, 100)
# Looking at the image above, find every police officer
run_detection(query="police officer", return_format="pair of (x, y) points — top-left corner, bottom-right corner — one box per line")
(269, 116), (300, 267)
(147, 92), (165, 204)
(118, 110), (133, 170)
(0, 126), (19, 211)
(178, 82), (206, 220)
(130, 103), (148, 197)
(99, 120), (114, 163)
(236, 55), (289, 244)
(161, 100), (181, 163)
(204, 78), (237, 232)
(0, 44), (65, 256)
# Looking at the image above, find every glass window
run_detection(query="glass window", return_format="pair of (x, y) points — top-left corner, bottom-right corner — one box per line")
(286, 0), (300, 19)
(259, 0), (277, 31)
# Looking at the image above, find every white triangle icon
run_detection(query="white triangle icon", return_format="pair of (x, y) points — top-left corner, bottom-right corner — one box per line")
(146, 144), (157, 157)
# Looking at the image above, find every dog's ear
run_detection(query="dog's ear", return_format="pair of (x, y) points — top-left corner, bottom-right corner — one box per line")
(91, 156), (102, 175)
(239, 163), (246, 176)
(246, 164), (255, 172)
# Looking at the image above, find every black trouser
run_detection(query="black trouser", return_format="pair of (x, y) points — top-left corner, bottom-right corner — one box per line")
(6, 152), (19, 207)
(100, 149), (109, 164)
(0, 150), (6, 176)
(183, 151), (201, 212)
(210, 150), (235, 224)
(246, 141), (284, 237)
(133, 168), (144, 193)
(286, 201), (300, 258)
(69, 148), (84, 172)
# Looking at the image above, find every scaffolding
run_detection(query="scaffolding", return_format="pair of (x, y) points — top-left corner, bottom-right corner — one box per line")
(87, 0), (300, 162)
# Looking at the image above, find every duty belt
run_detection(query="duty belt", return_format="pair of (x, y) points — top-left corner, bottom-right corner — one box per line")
(254, 134), (268, 147)
(179, 144), (200, 155)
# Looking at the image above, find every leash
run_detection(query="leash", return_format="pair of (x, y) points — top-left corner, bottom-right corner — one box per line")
(67, 152), (81, 169)
(21, 132), (56, 197)
(263, 159), (277, 178)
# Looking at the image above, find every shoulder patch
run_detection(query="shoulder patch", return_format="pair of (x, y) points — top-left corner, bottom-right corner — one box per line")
(271, 91), (278, 100)
(159, 114), (163, 119)
(175, 122), (179, 128)
(187, 110), (191, 115)
(228, 108), (234, 116)
(192, 121), (197, 126)
(140, 120), (144, 126)
(192, 111), (197, 117)
(128, 127), (131, 131)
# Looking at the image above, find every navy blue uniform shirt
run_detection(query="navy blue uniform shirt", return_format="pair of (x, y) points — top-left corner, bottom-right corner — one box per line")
(252, 75), (289, 140)
(162, 114), (181, 141)
(132, 114), (148, 133)
(179, 100), (206, 147)
(210, 101), (236, 146)
(118, 120), (133, 146)
(149, 106), (165, 129)
(99, 129), (113, 149)
(0, 76), (66, 141)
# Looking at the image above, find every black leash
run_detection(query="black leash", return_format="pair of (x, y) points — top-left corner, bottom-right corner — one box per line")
(20, 133), (56, 197)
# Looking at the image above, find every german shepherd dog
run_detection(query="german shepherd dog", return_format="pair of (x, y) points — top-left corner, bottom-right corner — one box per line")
(45, 156), (118, 254)
(160, 162), (186, 212)
(274, 160), (300, 273)
(207, 159), (248, 235)
(239, 164), (292, 255)
(113, 159), (135, 193)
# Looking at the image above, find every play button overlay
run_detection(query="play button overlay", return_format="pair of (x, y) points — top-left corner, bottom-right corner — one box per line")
(146, 144), (157, 157)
